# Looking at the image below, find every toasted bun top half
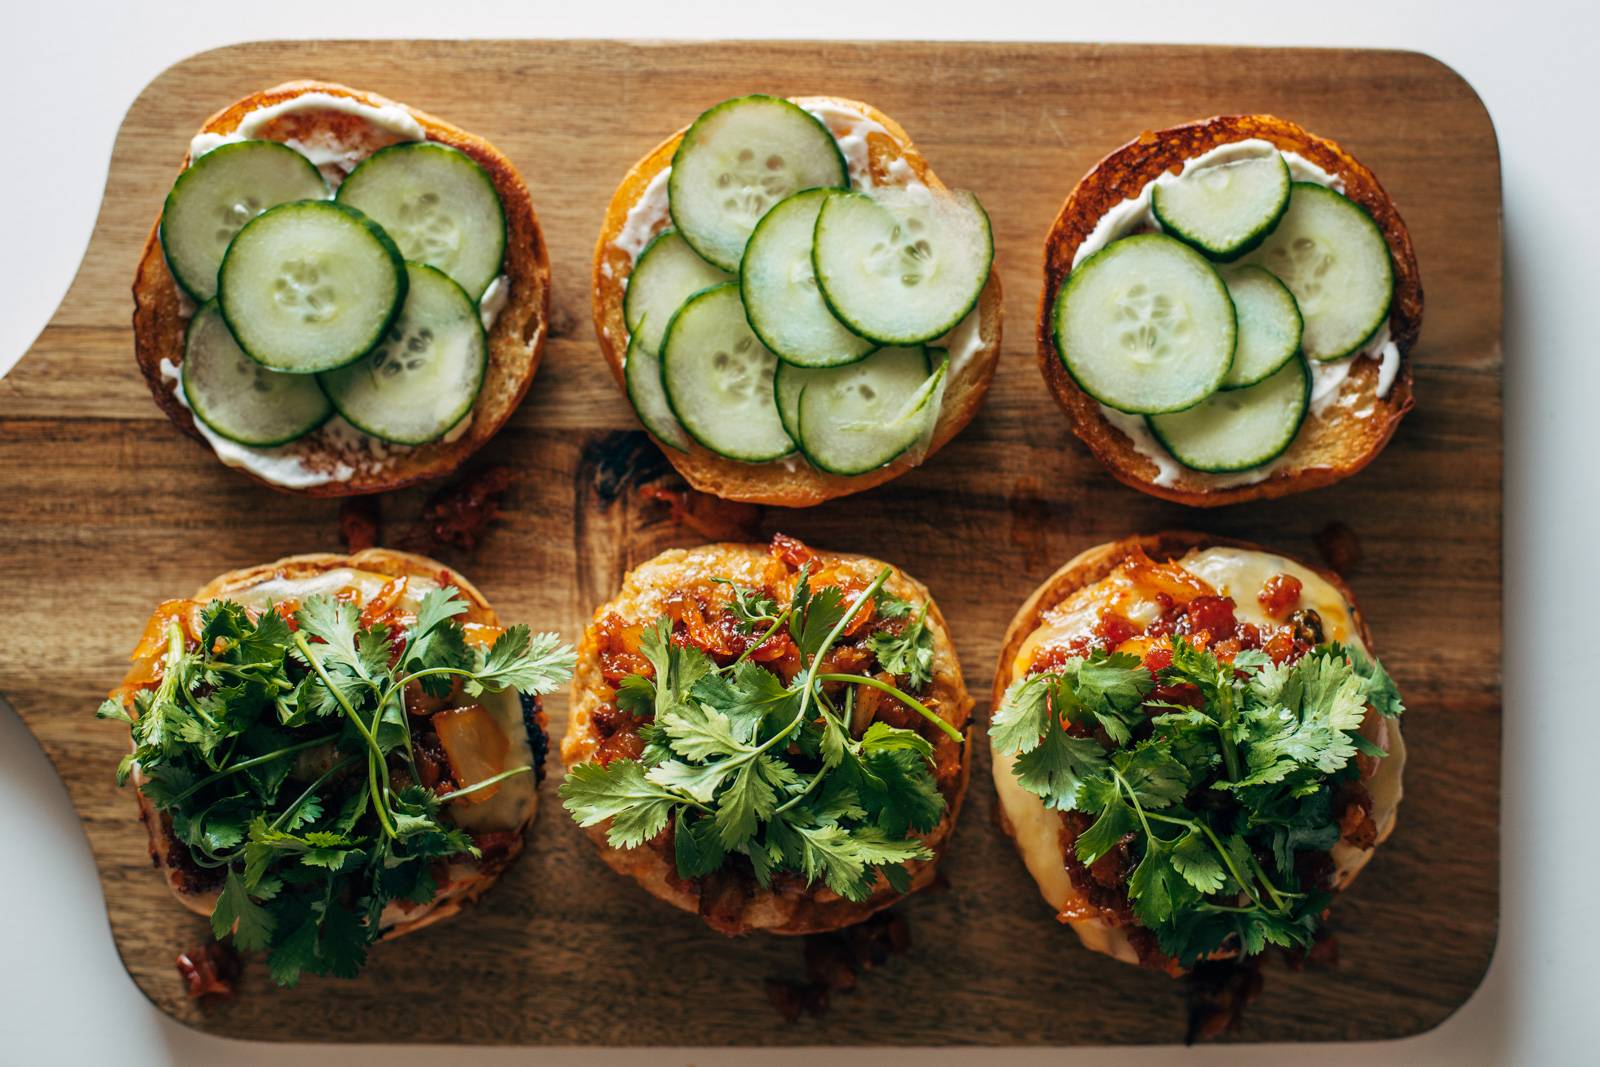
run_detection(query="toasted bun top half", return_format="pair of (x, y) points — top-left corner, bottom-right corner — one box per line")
(1037, 115), (1423, 507)
(133, 80), (551, 497)
(591, 96), (1004, 508)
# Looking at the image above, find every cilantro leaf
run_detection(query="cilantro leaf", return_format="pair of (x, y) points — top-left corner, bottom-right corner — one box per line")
(559, 760), (682, 849)
(464, 625), (576, 697)
(866, 601), (934, 690)
(212, 868), (275, 951)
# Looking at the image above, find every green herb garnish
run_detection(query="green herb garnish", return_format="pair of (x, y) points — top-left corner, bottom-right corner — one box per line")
(991, 637), (1402, 966)
(98, 588), (573, 985)
(560, 567), (961, 902)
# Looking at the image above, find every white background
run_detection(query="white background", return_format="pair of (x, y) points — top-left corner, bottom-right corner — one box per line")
(2, 1), (1593, 1064)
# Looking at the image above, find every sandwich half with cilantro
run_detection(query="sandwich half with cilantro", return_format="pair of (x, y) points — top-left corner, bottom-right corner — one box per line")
(97, 549), (573, 986)
(989, 532), (1405, 973)
(559, 534), (973, 934)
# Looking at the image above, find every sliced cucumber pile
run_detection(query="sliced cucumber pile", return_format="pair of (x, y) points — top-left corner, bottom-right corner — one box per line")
(616, 96), (996, 474)
(1054, 234), (1236, 415)
(660, 283), (794, 463)
(1220, 265), (1302, 388)
(1241, 182), (1393, 361)
(317, 263), (487, 445)
(219, 200), (407, 374)
(1060, 143), (1398, 477)
(1151, 151), (1289, 260)
(740, 189), (875, 367)
(669, 95), (847, 271)
(813, 187), (993, 346)
(337, 142), (506, 301)
(1147, 356), (1310, 472)
(161, 141), (328, 301)
(182, 300), (332, 446)
(158, 129), (511, 452)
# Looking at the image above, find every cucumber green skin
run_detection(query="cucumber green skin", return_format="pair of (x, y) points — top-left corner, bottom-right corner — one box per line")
(1052, 233), (1236, 415)
(1150, 152), (1290, 262)
(315, 262), (485, 446)
(659, 282), (796, 463)
(336, 141), (507, 302)
(1220, 265), (1303, 390)
(1146, 355), (1311, 473)
(1251, 183), (1394, 362)
(218, 200), (408, 374)
(812, 190), (995, 347)
(669, 95), (848, 272)
(624, 331), (690, 452)
(159, 140), (328, 302)
(180, 299), (333, 447)
(789, 347), (936, 476)
(623, 228), (731, 346)
(739, 187), (876, 368)
(774, 346), (931, 445)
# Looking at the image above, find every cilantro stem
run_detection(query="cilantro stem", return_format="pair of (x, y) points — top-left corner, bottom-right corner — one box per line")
(169, 734), (340, 805)
(436, 764), (532, 803)
(816, 673), (964, 743)
(729, 608), (792, 670)
(269, 756), (358, 833)
(292, 632), (397, 840)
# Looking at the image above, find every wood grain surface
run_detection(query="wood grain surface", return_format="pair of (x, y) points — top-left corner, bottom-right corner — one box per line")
(0, 40), (1501, 1046)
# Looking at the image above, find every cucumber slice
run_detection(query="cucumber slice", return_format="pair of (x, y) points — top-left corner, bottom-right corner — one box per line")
(160, 141), (328, 302)
(661, 283), (794, 462)
(669, 95), (847, 272)
(317, 263), (485, 445)
(625, 327), (692, 452)
(1220, 265), (1303, 389)
(336, 142), (506, 301)
(1147, 356), (1310, 472)
(740, 188), (875, 367)
(1241, 183), (1394, 361)
(795, 347), (946, 476)
(775, 345), (932, 443)
(219, 201), (406, 374)
(813, 187), (993, 346)
(180, 300), (332, 446)
(623, 229), (731, 358)
(1052, 233), (1236, 415)
(1151, 151), (1290, 261)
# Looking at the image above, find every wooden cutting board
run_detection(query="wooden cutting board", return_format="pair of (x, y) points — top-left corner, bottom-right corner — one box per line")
(0, 39), (1501, 1046)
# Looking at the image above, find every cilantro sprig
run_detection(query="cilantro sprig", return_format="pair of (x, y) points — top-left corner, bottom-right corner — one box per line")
(992, 638), (1402, 966)
(98, 586), (573, 985)
(561, 567), (961, 902)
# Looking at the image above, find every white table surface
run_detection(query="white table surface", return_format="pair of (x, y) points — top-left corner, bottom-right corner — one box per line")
(2, 1), (1592, 1063)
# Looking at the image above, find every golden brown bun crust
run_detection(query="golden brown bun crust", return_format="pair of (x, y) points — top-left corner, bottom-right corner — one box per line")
(125, 549), (522, 943)
(133, 81), (551, 497)
(561, 542), (974, 935)
(1037, 115), (1423, 507)
(591, 96), (1004, 508)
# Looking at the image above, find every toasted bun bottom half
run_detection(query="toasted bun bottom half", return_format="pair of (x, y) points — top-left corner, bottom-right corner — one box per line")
(133, 80), (552, 497)
(989, 532), (1405, 968)
(561, 542), (975, 935)
(122, 549), (537, 943)
(1037, 115), (1423, 506)
(591, 96), (1004, 508)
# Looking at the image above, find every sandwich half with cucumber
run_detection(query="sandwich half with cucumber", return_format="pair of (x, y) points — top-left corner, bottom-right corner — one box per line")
(133, 81), (552, 496)
(1039, 115), (1423, 506)
(592, 94), (1004, 507)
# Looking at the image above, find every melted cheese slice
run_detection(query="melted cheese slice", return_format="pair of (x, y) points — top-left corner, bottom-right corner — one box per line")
(991, 547), (1405, 964)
